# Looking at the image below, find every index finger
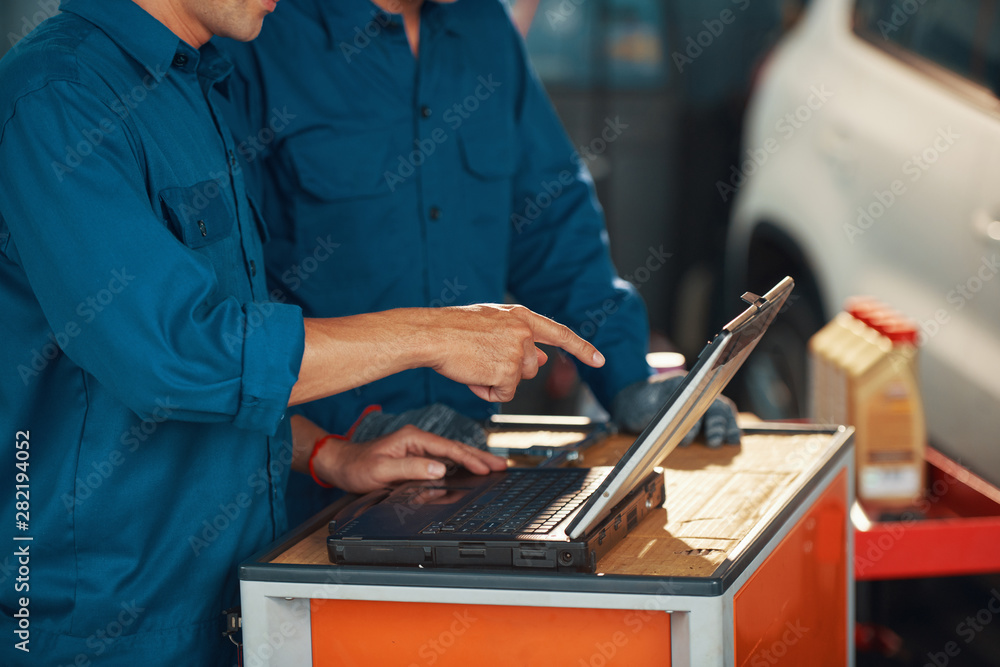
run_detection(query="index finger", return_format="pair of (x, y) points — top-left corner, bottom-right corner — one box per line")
(525, 312), (605, 368)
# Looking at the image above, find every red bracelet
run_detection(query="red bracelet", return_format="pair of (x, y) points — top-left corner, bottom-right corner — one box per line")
(308, 434), (342, 488)
(309, 405), (383, 488)
(346, 404), (382, 439)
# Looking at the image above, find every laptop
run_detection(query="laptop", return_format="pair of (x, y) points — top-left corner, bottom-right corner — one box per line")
(327, 277), (794, 572)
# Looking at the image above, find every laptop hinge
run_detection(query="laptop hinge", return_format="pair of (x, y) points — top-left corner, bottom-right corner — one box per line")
(740, 291), (765, 309)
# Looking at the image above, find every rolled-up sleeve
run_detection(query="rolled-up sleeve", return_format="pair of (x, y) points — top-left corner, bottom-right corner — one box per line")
(234, 300), (304, 433)
(0, 80), (303, 435)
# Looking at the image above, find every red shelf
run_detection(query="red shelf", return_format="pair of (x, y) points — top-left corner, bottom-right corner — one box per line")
(853, 448), (1000, 580)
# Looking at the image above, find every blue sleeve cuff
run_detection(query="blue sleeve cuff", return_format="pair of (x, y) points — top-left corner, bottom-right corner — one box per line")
(233, 302), (304, 435)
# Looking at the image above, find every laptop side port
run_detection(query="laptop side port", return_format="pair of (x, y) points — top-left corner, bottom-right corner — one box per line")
(435, 543), (513, 567)
(513, 545), (557, 568)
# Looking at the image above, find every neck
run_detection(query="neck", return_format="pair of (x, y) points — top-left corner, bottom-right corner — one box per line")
(371, 0), (424, 56)
(133, 0), (212, 48)
(370, 0), (424, 13)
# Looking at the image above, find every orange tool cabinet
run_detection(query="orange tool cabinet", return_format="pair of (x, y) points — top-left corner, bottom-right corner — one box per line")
(239, 423), (854, 666)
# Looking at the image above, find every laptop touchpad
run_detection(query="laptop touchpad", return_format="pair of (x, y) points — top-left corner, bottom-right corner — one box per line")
(393, 484), (476, 507)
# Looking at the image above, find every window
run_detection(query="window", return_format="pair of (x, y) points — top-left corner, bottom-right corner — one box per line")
(854, 0), (1000, 94)
(525, 0), (670, 88)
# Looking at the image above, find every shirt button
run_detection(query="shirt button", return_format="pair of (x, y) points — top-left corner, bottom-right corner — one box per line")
(420, 105), (432, 119)
(429, 206), (442, 221)
(172, 53), (188, 68)
(197, 220), (208, 237)
(229, 150), (237, 167)
(250, 260), (257, 277)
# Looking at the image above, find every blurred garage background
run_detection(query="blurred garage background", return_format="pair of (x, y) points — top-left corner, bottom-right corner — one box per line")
(4, 1), (1000, 664)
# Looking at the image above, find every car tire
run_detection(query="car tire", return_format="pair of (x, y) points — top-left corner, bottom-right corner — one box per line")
(728, 231), (825, 420)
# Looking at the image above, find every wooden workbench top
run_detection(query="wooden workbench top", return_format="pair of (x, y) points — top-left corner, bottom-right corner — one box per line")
(268, 426), (843, 579)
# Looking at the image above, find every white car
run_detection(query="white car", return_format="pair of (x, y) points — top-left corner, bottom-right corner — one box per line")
(726, 0), (1000, 484)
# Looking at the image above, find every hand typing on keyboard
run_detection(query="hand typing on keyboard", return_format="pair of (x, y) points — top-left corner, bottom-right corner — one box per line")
(298, 416), (507, 494)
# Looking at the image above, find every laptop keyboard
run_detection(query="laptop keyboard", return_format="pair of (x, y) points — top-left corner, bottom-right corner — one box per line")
(420, 469), (606, 536)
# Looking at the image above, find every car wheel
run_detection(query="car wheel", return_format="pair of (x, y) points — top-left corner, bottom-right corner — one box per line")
(728, 234), (825, 420)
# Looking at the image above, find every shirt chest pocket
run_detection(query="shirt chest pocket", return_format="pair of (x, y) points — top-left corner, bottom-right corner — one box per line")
(455, 117), (518, 229)
(284, 129), (392, 202)
(159, 182), (235, 246)
(457, 117), (517, 182)
(159, 182), (244, 300)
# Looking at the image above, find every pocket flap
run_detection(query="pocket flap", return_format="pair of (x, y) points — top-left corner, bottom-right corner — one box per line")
(245, 195), (271, 245)
(458, 118), (517, 179)
(159, 181), (234, 248)
(285, 129), (391, 200)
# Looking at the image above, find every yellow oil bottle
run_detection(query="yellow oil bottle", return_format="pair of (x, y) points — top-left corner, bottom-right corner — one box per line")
(809, 300), (925, 510)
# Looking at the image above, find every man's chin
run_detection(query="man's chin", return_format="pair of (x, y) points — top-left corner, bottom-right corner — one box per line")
(218, 19), (265, 43)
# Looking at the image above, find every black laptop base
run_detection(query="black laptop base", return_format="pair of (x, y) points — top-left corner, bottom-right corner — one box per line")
(328, 470), (665, 573)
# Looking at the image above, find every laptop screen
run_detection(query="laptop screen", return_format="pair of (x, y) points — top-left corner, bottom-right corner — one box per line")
(565, 277), (794, 539)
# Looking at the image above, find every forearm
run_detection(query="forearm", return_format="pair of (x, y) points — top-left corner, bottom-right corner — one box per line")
(289, 309), (433, 406)
(289, 303), (603, 408)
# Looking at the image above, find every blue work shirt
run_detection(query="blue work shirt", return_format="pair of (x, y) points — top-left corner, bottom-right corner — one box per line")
(0, 1), (304, 664)
(221, 0), (653, 523)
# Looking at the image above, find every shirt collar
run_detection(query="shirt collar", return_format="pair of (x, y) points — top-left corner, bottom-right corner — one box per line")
(423, 1), (463, 37)
(60, 0), (230, 84)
